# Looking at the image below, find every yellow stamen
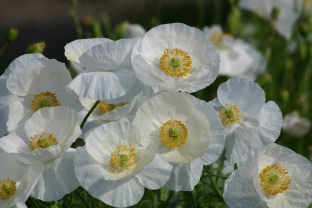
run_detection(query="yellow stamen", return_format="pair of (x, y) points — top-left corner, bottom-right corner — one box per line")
(110, 143), (136, 170)
(30, 132), (58, 151)
(159, 119), (188, 148)
(0, 178), (17, 199)
(31, 91), (60, 111)
(259, 163), (291, 196)
(159, 48), (192, 77)
(98, 101), (125, 114)
(219, 103), (242, 126)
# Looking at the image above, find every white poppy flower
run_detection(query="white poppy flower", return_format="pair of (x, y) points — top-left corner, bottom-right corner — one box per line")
(203, 25), (266, 81)
(2, 54), (83, 133)
(125, 24), (146, 38)
(78, 84), (155, 139)
(0, 152), (43, 208)
(224, 143), (312, 208)
(0, 106), (81, 201)
(66, 38), (142, 103)
(282, 111), (311, 137)
(210, 78), (283, 164)
(64, 38), (112, 65)
(0, 54), (45, 137)
(239, 0), (303, 39)
(131, 23), (220, 93)
(74, 119), (172, 207)
(133, 91), (225, 191)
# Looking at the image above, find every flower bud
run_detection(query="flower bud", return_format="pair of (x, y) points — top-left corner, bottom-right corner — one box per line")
(25, 42), (46, 54)
(255, 73), (272, 88)
(279, 88), (289, 103)
(282, 111), (311, 137)
(5, 27), (18, 43)
(271, 5), (280, 21)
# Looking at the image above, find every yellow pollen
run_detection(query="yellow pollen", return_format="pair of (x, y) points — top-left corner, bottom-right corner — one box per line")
(31, 91), (60, 111)
(110, 143), (136, 170)
(259, 163), (291, 196)
(30, 132), (58, 151)
(98, 101), (125, 114)
(219, 103), (242, 126)
(0, 178), (17, 199)
(159, 48), (192, 77)
(159, 119), (188, 148)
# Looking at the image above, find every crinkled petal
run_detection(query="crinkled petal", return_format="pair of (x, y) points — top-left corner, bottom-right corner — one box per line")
(217, 78), (265, 117)
(223, 166), (267, 208)
(163, 158), (203, 191)
(135, 155), (172, 190)
(79, 38), (140, 71)
(64, 38), (112, 63)
(32, 149), (80, 201)
(66, 70), (136, 101)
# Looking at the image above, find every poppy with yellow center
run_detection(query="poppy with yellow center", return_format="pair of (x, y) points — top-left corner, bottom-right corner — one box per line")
(98, 101), (126, 114)
(0, 178), (17, 199)
(31, 91), (60, 111)
(159, 48), (192, 77)
(259, 163), (291, 196)
(219, 103), (242, 126)
(159, 119), (188, 148)
(110, 143), (137, 170)
(30, 132), (58, 151)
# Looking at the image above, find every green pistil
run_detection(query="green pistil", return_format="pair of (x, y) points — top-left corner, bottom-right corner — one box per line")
(225, 109), (234, 121)
(2, 183), (12, 195)
(169, 128), (179, 138)
(170, 57), (180, 68)
(41, 99), (51, 107)
(269, 174), (280, 184)
(38, 138), (50, 148)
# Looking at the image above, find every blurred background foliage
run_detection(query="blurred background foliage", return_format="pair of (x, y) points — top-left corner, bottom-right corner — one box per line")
(1, 0), (311, 207)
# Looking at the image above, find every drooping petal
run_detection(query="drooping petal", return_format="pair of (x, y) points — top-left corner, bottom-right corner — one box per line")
(163, 158), (203, 191)
(31, 149), (80, 201)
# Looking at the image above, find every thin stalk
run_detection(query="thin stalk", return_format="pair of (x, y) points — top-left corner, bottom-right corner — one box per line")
(201, 174), (228, 180)
(80, 100), (100, 129)
(163, 190), (174, 207)
(75, 189), (91, 208)
(0, 42), (8, 57)
(153, 0), (161, 26)
(69, 0), (83, 39)
(196, 0), (205, 28)
(183, 191), (196, 208)
(209, 176), (224, 201)
(101, 11), (113, 39)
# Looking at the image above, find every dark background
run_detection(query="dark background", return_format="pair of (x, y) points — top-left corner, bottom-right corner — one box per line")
(0, 0), (230, 74)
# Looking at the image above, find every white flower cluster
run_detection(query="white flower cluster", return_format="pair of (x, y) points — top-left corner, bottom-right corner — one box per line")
(0, 23), (311, 208)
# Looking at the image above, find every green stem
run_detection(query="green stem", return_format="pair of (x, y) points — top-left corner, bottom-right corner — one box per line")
(183, 191), (196, 208)
(70, 0), (83, 39)
(163, 190), (174, 207)
(80, 100), (100, 129)
(201, 174), (228, 180)
(75, 189), (91, 208)
(210, 176), (224, 201)
(196, 0), (205, 28)
(26, 197), (39, 208)
(0, 42), (8, 57)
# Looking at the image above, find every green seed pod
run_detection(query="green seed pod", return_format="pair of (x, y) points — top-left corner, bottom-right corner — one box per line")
(5, 27), (18, 43)
(25, 41), (46, 54)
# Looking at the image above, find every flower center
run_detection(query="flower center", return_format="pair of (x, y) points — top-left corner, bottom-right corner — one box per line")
(110, 144), (136, 170)
(98, 101), (125, 114)
(210, 31), (224, 46)
(159, 119), (188, 148)
(31, 91), (60, 111)
(30, 132), (58, 151)
(159, 48), (192, 77)
(219, 103), (242, 126)
(0, 178), (17, 199)
(259, 163), (291, 196)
